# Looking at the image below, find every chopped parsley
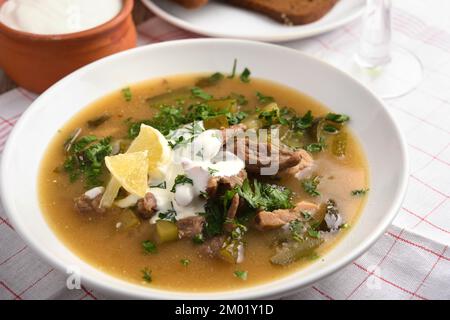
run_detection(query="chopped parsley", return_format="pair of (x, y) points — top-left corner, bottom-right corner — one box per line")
(323, 124), (339, 134)
(192, 233), (205, 244)
(141, 268), (152, 283)
(191, 87), (213, 100)
(63, 135), (112, 189)
(233, 270), (248, 280)
(158, 206), (177, 223)
(180, 259), (191, 266)
(142, 240), (157, 254)
(121, 87), (132, 102)
(236, 179), (293, 212)
(240, 68), (251, 83)
(351, 189), (369, 196)
(307, 228), (320, 239)
(302, 176), (321, 197)
(229, 93), (248, 106)
(289, 220), (305, 242)
(326, 113), (350, 123)
(256, 91), (274, 104)
(171, 174), (194, 192)
(259, 109), (279, 126)
(208, 167), (219, 175)
(291, 110), (314, 131)
(150, 181), (167, 189)
(305, 137), (327, 153)
(196, 72), (224, 87)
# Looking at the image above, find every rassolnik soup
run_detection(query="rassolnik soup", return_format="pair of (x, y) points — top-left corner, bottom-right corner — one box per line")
(39, 65), (369, 291)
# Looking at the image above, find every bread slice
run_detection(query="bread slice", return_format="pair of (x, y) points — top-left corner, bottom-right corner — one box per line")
(170, 0), (209, 9)
(225, 0), (339, 25)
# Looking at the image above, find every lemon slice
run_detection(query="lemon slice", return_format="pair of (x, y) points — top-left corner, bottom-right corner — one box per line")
(101, 124), (171, 208)
(128, 124), (171, 172)
(105, 151), (149, 197)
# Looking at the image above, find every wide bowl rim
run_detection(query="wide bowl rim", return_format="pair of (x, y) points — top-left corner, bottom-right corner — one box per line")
(0, 38), (409, 299)
(0, 0), (133, 41)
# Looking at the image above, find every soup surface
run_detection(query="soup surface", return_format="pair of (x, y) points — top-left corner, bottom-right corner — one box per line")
(39, 72), (369, 292)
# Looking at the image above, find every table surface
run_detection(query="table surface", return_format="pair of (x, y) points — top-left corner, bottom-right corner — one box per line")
(0, 1), (153, 94)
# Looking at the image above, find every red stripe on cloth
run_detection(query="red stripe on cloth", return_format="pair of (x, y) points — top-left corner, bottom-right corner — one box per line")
(0, 281), (22, 300)
(312, 286), (334, 300)
(410, 246), (448, 299)
(352, 262), (428, 300)
(395, 107), (450, 136)
(0, 217), (14, 230)
(409, 143), (450, 168)
(346, 229), (406, 299)
(410, 175), (450, 199)
(0, 246), (27, 266)
(386, 231), (450, 261)
(80, 285), (98, 300)
(17, 88), (36, 102)
(401, 207), (450, 234)
(412, 198), (448, 229)
(17, 268), (55, 297)
(0, 116), (14, 127)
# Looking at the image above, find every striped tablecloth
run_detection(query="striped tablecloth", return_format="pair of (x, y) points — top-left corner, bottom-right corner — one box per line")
(0, 0), (449, 300)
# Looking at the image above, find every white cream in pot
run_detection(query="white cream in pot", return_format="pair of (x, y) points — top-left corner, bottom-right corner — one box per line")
(0, 0), (122, 35)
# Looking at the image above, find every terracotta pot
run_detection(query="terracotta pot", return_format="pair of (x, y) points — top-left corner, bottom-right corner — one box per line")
(0, 0), (137, 93)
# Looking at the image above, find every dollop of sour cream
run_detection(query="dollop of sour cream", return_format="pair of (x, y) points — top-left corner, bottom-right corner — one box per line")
(0, 0), (122, 35)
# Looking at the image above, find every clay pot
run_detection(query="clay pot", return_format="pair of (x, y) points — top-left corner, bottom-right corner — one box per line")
(0, 0), (137, 93)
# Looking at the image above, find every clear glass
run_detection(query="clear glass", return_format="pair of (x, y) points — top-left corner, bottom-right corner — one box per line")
(324, 0), (423, 99)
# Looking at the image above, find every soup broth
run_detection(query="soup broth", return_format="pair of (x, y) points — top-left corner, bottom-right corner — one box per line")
(39, 74), (369, 291)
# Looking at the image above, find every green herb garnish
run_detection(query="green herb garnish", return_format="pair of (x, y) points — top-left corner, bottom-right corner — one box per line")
(305, 137), (327, 153)
(141, 268), (152, 283)
(171, 174), (194, 192)
(256, 91), (274, 104)
(180, 259), (191, 266)
(191, 87), (213, 100)
(326, 113), (350, 123)
(142, 240), (157, 254)
(228, 59), (237, 79)
(240, 68), (251, 83)
(233, 270), (248, 280)
(302, 176), (321, 197)
(63, 135), (112, 188)
(351, 189), (369, 196)
(192, 233), (205, 244)
(121, 87), (132, 102)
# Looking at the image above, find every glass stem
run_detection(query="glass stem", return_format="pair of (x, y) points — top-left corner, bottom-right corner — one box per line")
(355, 0), (392, 68)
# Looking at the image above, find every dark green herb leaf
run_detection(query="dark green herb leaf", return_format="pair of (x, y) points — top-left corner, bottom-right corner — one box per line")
(122, 87), (132, 102)
(233, 270), (248, 280)
(351, 189), (369, 196)
(180, 259), (191, 266)
(142, 240), (157, 254)
(87, 115), (110, 128)
(291, 110), (314, 131)
(256, 91), (274, 104)
(141, 267), (152, 283)
(305, 137), (327, 153)
(326, 113), (350, 123)
(196, 72), (224, 87)
(192, 233), (205, 244)
(171, 175), (194, 192)
(191, 87), (213, 100)
(302, 176), (321, 197)
(323, 124), (339, 134)
(228, 59), (237, 79)
(240, 68), (251, 83)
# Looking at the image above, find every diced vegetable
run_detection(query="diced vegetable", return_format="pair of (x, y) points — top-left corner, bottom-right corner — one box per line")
(203, 114), (229, 129)
(270, 238), (323, 265)
(146, 87), (191, 107)
(207, 99), (238, 112)
(219, 225), (247, 264)
(241, 113), (263, 130)
(332, 132), (347, 157)
(154, 220), (179, 244)
(117, 209), (140, 230)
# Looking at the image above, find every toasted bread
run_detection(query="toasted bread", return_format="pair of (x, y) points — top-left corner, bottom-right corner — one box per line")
(170, 0), (209, 9)
(225, 0), (339, 25)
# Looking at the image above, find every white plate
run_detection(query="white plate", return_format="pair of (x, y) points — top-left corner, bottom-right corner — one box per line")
(141, 0), (365, 42)
(1, 39), (408, 299)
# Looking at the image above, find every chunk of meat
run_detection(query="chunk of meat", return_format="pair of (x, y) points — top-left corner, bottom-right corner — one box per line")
(198, 235), (226, 258)
(224, 193), (240, 232)
(226, 137), (301, 175)
(176, 216), (205, 239)
(206, 169), (247, 198)
(136, 192), (157, 219)
(254, 201), (320, 230)
(284, 149), (315, 179)
(74, 193), (105, 214)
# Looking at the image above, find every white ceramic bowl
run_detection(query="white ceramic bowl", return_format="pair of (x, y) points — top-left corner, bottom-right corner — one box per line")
(1, 39), (408, 299)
